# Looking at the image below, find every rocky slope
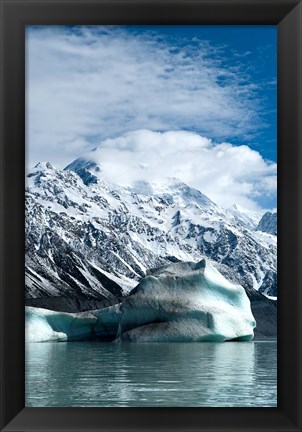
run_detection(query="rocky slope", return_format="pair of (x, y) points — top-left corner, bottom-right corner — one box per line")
(256, 211), (277, 236)
(26, 159), (277, 302)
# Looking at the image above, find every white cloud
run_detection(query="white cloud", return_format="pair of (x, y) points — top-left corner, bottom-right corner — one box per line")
(26, 26), (262, 168)
(85, 130), (276, 210)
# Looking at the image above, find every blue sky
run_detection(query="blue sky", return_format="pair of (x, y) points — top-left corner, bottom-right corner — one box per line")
(26, 25), (276, 210)
(125, 25), (277, 162)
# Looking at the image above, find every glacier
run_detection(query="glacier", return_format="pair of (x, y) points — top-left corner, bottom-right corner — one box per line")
(26, 260), (256, 343)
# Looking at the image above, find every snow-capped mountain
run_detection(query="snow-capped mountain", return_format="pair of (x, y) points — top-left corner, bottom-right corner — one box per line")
(226, 204), (265, 230)
(256, 211), (277, 236)
(25, 158), (277, 301)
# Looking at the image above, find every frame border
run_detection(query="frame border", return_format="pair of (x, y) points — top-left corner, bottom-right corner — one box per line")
(1, 0), (301, 431)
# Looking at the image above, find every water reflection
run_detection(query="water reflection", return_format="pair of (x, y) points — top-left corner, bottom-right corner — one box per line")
(25, 341), (276, 407)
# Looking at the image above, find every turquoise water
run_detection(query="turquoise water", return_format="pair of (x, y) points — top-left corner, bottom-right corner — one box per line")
(25, 341), (277, 407)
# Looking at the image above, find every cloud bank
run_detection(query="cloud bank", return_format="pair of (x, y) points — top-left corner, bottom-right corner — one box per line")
(86, 130), (276, 210)
(26, 26), (262, 168)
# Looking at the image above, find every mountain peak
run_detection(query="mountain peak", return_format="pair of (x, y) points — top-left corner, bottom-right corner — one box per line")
(27, 162), (56, 179)
(64, 157), (100, 173)
(256, 211), (277, 236)
(33, 162), (55, 170)
(64, 157), (101, 186)
(169, 182), (217, 209)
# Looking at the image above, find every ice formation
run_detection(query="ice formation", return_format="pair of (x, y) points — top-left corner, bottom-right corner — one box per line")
(25, 307), (97, 342)
(118, 259), (256, 342)
(26, 259), (256, 343)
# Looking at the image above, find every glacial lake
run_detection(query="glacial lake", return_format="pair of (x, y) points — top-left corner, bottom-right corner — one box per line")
(25, 341), (277, 407)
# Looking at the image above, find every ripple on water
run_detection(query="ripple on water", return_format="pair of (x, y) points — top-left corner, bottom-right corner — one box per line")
(25, 341), (277, 407)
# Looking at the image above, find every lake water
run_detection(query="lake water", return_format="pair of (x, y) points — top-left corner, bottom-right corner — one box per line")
(25, 341), (277, 407)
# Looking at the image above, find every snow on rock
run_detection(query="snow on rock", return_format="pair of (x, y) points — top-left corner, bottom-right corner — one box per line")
(203, 230), (217, 244)
(26, 260), (256, 343)
(256, 212), (277, 236)
(226, 204), (265, 229)
(25, 161), (277, 298)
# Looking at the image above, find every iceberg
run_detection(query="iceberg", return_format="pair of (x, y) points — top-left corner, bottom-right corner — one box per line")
(116, 259), (256, 342)
(26, 259), (256, 342)
(25, 307), (97, 342)
(25, 304), (122, 343)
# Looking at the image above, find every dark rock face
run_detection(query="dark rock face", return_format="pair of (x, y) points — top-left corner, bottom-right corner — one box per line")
(256, 212), (277, 236)
(64, 158), (101, 186)
(26, 227), (123, 300)
(248, 294), (277, 339)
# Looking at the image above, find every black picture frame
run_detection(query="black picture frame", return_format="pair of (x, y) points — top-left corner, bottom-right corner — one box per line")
(0, 0), (301, 431)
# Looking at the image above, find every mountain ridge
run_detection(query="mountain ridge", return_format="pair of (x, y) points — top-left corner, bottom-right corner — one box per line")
(25, 159), (277, 301)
